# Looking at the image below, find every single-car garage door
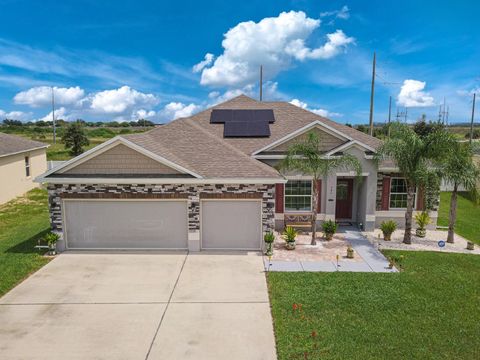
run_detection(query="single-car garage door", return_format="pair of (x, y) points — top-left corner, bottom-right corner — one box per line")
(201, 200), (262, 250)
(64, 200), (188, 249)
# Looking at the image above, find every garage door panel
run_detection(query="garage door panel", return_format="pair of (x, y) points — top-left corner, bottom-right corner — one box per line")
(64, 200), (188, 249)
(201, 200), (262, 250)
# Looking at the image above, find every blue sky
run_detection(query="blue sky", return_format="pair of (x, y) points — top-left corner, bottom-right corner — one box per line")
(0, 0), (478, 124)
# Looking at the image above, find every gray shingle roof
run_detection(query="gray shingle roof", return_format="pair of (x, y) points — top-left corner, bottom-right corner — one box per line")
(123, 95), (382, 179)
(0, 132), (48, 157)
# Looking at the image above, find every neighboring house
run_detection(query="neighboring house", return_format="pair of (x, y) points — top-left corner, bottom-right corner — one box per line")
(37, 95), (437, 252)
(0, 133), (48, 204)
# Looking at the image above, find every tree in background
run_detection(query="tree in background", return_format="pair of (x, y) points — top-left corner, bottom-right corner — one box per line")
(278, 132), (362, 245)
(62, 121), (90, 156)
(376, 122), (455, 244)
(441, 143), (479, 243)
(413, 117), (443, 138)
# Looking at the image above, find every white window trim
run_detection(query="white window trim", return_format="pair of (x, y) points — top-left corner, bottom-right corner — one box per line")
(389, 177), (417, 210)
(284, 179), (313, 213)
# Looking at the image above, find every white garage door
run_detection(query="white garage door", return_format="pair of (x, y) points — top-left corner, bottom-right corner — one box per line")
(64, 200), (188, 249)
(201, 200), (262, 250)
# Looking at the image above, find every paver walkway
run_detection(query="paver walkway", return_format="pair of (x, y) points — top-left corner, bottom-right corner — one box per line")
(265, 227), (397, 273)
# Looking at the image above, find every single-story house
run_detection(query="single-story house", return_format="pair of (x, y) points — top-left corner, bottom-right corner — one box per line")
(0, 133), (48, 204)
(37, 95), (438, 252)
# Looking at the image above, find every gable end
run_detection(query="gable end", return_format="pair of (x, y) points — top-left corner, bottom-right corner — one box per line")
(59, 143), (184, 175)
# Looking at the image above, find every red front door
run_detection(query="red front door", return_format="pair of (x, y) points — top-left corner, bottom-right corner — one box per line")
(335, 179), (353, 219)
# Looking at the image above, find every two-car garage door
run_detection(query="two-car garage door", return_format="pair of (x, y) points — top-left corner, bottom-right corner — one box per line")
(64, 200), (188, 249)
(63, 199), (263, 251)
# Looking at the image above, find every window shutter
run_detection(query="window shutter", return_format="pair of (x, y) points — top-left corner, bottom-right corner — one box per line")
(416, 187), (425, 211)
(381, 177), (391, 210)
(315, 180), (322, 212)
(275, 184), (284, 213)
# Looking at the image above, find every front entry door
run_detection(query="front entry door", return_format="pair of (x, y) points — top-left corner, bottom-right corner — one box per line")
(335, 179), (353, 219)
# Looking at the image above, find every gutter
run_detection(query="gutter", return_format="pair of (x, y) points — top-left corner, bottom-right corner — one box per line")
(35, 176), (287, 185)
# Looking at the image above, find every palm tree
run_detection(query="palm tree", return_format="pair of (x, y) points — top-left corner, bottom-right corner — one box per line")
(376, 122), (455, 244)
(441, 143), (479, 243)
(278, 132), (362, 245)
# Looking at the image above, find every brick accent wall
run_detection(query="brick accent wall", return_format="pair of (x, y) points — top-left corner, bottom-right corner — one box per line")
(47, 183), (275, 234)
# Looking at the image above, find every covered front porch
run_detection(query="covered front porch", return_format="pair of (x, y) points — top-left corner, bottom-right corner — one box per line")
(274, 173), (377, 232)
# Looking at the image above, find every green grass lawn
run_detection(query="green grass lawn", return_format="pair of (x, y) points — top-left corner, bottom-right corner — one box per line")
(438, 192), (480, 244)
(0, 188), (51, 296)
(268, 250), (480, 360)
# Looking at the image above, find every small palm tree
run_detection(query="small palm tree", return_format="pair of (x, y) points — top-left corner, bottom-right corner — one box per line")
(375, 122), (455, 244)
(441, 143), (479, 243)
(278, 132), (362, 245)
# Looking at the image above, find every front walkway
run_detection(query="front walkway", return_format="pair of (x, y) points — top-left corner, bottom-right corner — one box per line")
(265, 227), (396, 273)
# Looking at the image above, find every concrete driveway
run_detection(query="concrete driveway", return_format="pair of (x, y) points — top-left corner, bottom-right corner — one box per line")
(0, 252), (276, 360)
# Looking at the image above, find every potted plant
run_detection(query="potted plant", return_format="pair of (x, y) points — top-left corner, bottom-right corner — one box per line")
(44, 232), (60, 255)
(346, 245), (354, 259)
(322, 220), (337, 241)
(282, 226), (297, 250)
(414, 212), (431, 238)
(264, 232), (275, 256)
(380, 220), (397, 241)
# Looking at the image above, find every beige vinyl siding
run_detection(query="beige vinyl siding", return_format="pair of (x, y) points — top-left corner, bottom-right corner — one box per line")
(61, 144), (182, 175)
(0, 148), (47, 204)
(266, 127), (345, 152)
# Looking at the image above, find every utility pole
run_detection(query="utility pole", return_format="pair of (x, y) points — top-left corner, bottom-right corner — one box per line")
(470, 93), (476, 144)
(387, 95), (392, 137)
(51, 87), (56, 144)
(259, 65), (263, 101)
(368, 52), (376, 136)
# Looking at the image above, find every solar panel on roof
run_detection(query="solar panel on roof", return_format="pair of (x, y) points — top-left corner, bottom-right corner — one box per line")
(253, 109), (275, 123)
(224, 120), (271, 137)
(210, 109), (275, 123)
(210, 109), (233, 123)
(210, 109), (275, 137)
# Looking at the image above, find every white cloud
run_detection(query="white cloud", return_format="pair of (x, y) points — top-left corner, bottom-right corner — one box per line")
(457, 87), (479, 97)
(133, 109), (156, 120)
(0, 109), (33, 121)
(14, 86), (85, 108)
(160, 102), (201, 120)
(38, 107), (71, 122)
(289, 99), (342, 118)
(193, 53), (214, 73)
(90, 86), (158, 114)
(320, 5), (350, 20)
(207, 81), (280, 105)
(285, 30), (354, 61)
(397, 80), (435, 107)
(197, 11), (354, 87)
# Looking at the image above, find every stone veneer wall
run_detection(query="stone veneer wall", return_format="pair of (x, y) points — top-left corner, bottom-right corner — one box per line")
(47, 183), (275, 234)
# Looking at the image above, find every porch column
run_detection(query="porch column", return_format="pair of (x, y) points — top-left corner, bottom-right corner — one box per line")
(187, 192), (201, 251)
(363, 173), (377, 231)
(324, 174), (337, 221)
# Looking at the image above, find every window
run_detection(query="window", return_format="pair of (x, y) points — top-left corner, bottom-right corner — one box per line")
(389, 178), (415, 209)
(285, 180), (312, 211)
(25, 156), (30, 177)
